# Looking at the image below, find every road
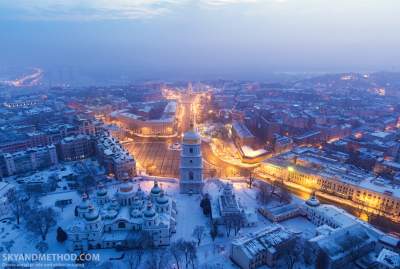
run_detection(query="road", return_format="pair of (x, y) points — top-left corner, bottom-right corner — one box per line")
(122, 89), (400, 234)
(123, 89), (251, 179)
(1, 67), (43, 87)
(202, 142), (251, 178)
(124, 136), (250, 179)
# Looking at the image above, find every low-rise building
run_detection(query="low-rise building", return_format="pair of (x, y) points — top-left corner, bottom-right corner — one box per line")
(230, 224), (297, 269)
(306, 223), (379, 269)
(376, 248), (400, 269)
(258, 204), (302, 223)
(211, 183), (257, 227)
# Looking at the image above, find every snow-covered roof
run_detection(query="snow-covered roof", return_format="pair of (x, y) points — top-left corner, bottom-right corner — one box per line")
(232, 224), (295, 259)
(376, 248), (400, 269)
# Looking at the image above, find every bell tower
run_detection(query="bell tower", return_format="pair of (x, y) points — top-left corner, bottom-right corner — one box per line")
(179, 123), (203, 194)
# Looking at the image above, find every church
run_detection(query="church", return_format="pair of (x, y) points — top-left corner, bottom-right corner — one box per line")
(67, 180), (176, 251)
(179, 124), (204, 194)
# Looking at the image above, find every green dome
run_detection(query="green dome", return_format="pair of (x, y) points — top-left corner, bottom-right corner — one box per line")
(156, 192), (169, 205)
(130, 209), (142, 218)
(143, 203), (156, 218)
(97, 188), (107, 197)
(151, 181), (161, 194)
(85, 206), (100, 221)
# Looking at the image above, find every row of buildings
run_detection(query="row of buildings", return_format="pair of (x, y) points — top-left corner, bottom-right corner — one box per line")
(110, 101), (178, 137)
(0, 132), (136, 180)
(0, 145), (58, 177)
(230, 194), (400, 269)
(256, 146), (400, 222)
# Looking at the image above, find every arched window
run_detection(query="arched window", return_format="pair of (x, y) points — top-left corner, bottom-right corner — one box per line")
(118, 222), (126, 229)
(189, 171), (194, 180)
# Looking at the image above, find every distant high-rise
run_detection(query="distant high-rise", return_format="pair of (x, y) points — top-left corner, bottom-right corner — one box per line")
(179, 123), (203, 194)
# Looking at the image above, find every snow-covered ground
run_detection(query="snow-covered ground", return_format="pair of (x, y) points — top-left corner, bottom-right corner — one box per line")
(1, 177), (318, 268)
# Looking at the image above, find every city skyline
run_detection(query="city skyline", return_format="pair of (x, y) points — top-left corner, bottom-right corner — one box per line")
(1, 0), (400, 81)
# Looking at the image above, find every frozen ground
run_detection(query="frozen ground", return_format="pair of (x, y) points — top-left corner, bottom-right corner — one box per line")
(0, 178), (317, 268)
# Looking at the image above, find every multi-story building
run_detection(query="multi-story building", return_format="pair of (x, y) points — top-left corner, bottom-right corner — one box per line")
(111, 101), (177, 137)
(96, 135), (136, 180)
(231, 121), (255, 148)
(0, 145), (58, 176)
(273, 135), (293, 153)
(58, 134), (95, 161)
(257, 150), (400, 222)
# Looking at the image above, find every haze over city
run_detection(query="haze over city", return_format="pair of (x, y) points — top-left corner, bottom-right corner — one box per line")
(1, 0), (400, 82)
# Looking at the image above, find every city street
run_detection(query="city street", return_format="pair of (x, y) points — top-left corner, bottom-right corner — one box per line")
(123, 89), (252, 179)
(124, 137), (250, 179)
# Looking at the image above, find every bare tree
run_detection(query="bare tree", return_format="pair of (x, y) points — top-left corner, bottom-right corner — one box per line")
(347, 232), (364, 264)
(26, 207), (57, 240)
(127, 230), (154, 249)
(279, 187), (292, 204)
(210, 223), (218, 241)
(7, 189), (29, 225)
(188, 244), (197, 269)
(282, 239), (304, 269)
(257, 182), (273, 204)
(146, 249), (168, 269)
(2, 240), (14, 253)
(192, 225), (206, 246)
(97, 261), (115, 269)
(232, 214), (245, 236)
(224, 214), (244, 237)
(177, 240), (197, 269)
(244, 170), (254, 188)
(77, 175), (96, 194)
(35, 241), (49, 253)
(170, 240), (186, 269)
(126, 250), (144, 269)
(224, 216), (233, 237)
(47, 174), (59, 192)
(315, 250), (329, 269)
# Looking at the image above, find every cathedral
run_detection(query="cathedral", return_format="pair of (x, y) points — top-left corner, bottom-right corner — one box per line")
(67, 180), (176, 251)
(179, 125), (204, 194)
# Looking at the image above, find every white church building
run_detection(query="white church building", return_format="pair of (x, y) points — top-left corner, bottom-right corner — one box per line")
(67, 180), (176, 251)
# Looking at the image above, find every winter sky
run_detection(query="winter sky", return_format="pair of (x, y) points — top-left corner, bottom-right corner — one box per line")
(1, 0), (399, 80)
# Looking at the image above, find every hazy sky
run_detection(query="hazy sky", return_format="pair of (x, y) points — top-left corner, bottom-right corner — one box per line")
(1, 0), (400, 81)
